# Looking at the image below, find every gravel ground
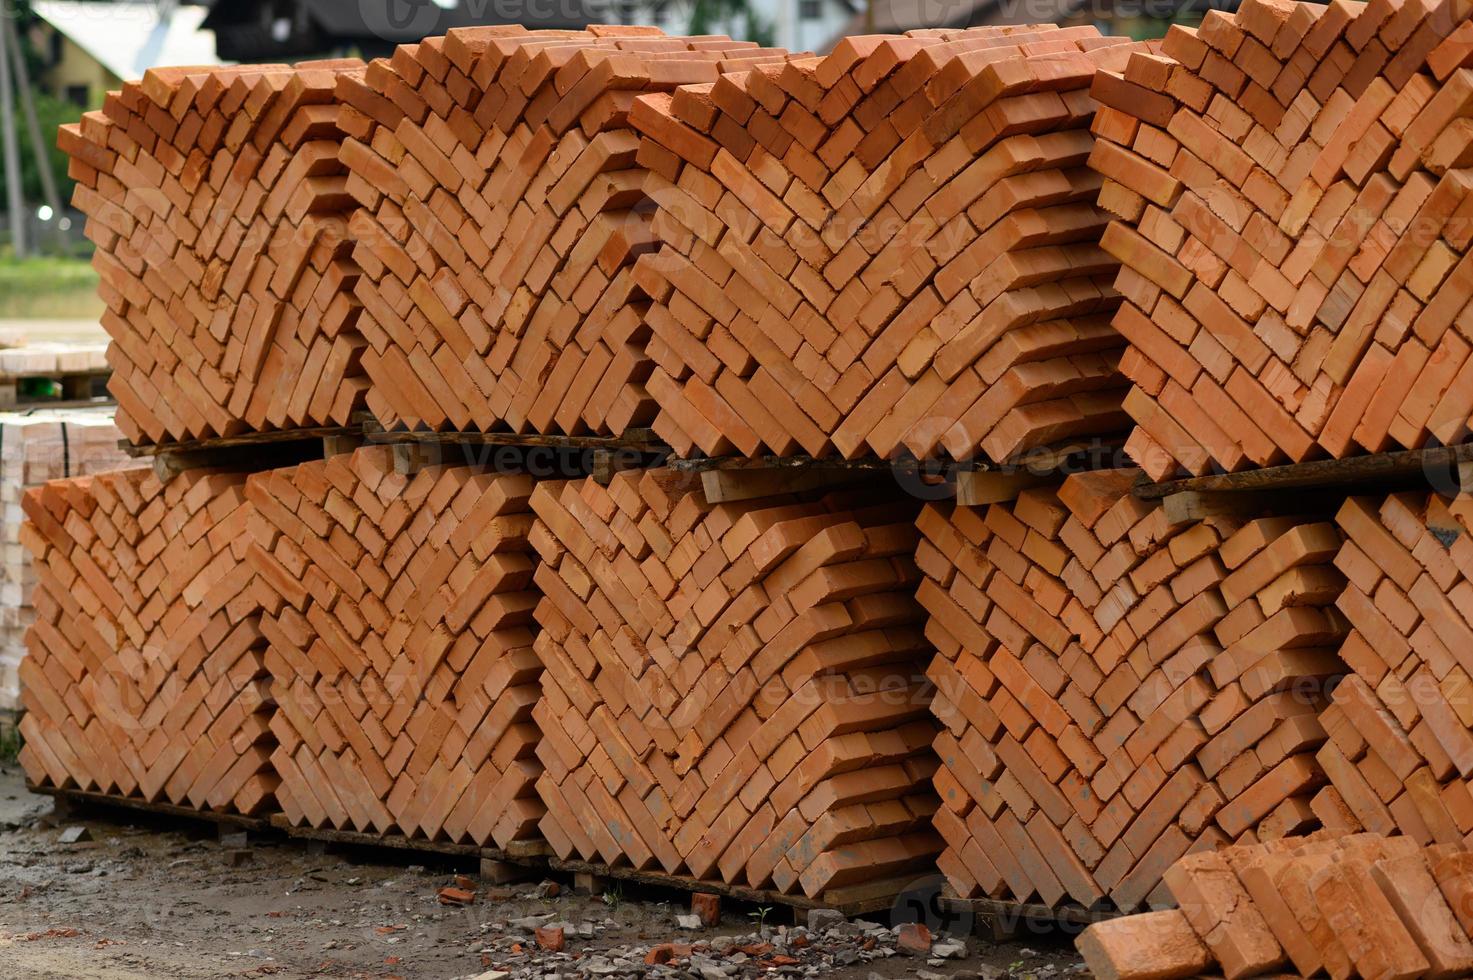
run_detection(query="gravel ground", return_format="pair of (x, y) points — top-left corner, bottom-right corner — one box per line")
(0, 764), (1088, 980)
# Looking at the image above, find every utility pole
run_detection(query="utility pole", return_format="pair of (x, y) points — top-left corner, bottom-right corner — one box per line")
(4, 14), (60, 220)
(0, 0), (24, 258)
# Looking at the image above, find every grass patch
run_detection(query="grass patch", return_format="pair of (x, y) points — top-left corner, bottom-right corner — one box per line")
(0, 717), (21, 765)
(0, 256), (102, 319)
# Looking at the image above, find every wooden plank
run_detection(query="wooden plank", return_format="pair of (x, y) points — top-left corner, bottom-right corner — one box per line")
(699, 467), (867, 503)
(270, 816), (548, 863)
(955, 470), (1058, 506)
(122, 426), (354, 458)
(1136, 444), (1473, 500)
(546, 856), (904, 916)
(361, 418), (669, 454)
(29, 784), (270, 832)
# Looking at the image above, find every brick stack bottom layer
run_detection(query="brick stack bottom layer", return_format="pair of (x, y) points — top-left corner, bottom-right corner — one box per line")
(1078, 833), (1473, 980)
(915, 469), (1349, 910)
(1312, 491), (1473, 846)
(528, 470), (940, 898)
(19, 468), (275, 814)
(245, 446), (543, 845)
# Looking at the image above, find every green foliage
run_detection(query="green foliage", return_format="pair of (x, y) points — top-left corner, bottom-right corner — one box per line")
(0, 720), (21, 765)
(0, 254), (101, 317)
(688, 0), (775, 47)
(0, 85), (82, 210)
(0, 3), (82, 210)
(0, 252), (95, 289)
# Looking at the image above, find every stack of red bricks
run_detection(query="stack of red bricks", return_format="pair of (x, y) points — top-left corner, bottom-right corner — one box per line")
(17, 468), (276, 815)
(633, 26), (1144, 462)
(1078, 832), (1473, 980)
(337, 26), (792, 435)
(1311, 491), (1473, 846)
(244, 446), (544, 844)
(1092, 0), (1473, 479)
(60, 61), (371, 445)
(526, 470), (940, 898)
(916, 468), (1347, 910)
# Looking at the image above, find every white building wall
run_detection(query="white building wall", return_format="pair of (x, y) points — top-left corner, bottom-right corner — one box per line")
(594, 0), (853, 52)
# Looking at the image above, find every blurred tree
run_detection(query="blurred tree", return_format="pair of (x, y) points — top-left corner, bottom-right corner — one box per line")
(0, 88), (80, 208)
(688, 0), (775, 47)
(0, 0), (78, 209)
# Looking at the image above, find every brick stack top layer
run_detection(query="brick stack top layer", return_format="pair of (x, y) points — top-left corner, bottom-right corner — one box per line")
(17, 468), (274, 815)
(337, 26), (795, 436)
(245, 446), (543, 846)
(915, 468), (1347, 911)
(1311, 490), (1473, 847)
(631, 26), (1149, 462)
(1091, 0), (1473, 479)
(59, 60), (372, 446)
(1077, 833), (1473, 980)
(527, 470), (940, 897)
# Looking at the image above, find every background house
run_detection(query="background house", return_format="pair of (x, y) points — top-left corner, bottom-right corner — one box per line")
(27, 0), (223, 109)
(198, 0), (602, 61)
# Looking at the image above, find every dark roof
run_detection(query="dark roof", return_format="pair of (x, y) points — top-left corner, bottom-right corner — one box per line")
(823, 0), (1212, 51)
(201, 0), (599, 60)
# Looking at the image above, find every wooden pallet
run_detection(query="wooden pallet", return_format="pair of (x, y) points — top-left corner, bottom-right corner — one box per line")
(941, 891), (1122, 940)
(1136, 442), (1473, 499)
(28, 782), (903, 914)
(120, 427), (352, 480)
(0, 367), (111, 409)
(545, 856), (913, 916)
(27, 783), (270, 833)
(359, 417), (671, 482)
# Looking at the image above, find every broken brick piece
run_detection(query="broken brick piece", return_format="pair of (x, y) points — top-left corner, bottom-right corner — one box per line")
(1075, 910), (1213, 980)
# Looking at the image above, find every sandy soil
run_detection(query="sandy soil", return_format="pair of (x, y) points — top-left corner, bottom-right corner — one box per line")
(0, 764), (1088, 980)
(0, 319), (110, 346)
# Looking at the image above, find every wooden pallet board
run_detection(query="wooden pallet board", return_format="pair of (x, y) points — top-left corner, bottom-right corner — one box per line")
(1135, 443), (1473, 499)
(28, 783), (271, 833)
(941, 891), (1122, 941)
(0, 368), (112, 409)
(267, 814), (552, 862)
(27, 782), (899, 914)
(545, 856), (913, 916)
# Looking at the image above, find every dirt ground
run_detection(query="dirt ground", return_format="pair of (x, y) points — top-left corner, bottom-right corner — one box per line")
(0, 764), (1089, 980)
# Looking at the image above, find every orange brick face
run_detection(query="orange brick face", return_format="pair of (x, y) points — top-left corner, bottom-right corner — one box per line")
(634, 27), (1146, 464)
(527, 469), (939, 898)
(914, 468), (1347, 910)
(1080, 833), (1473, 980)
(340, 29), (793, 439)
(59, 63), (371, 445)
(1311, 490), (1473, 846)
(1096, 0), (1473, 479)
(18, 468), (276, 815)
(244, 445), (544, 847)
